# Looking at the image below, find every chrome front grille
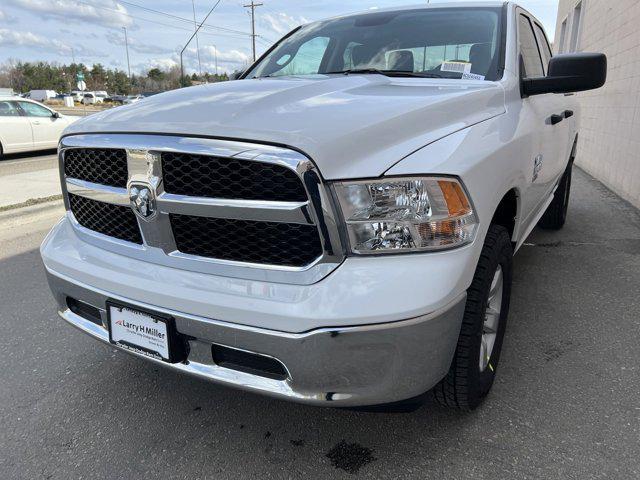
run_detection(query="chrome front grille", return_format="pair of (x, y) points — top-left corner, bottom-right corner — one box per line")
(64, 148), (128, 188)
(69, 193), (143, 244)
(162, 151), (308, 202)
(60, 134), (344, 285)
(169, 214), (323, 267)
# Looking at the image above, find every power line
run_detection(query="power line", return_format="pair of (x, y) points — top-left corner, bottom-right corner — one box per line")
(73, 0), (250, 40)
(243, 1), (263, 62)
(181, 0), (224, 83)
(67, 0), (258, 74)
(117, 0), (251, 36)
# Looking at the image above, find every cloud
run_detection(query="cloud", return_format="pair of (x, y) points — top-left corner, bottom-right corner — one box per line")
(259, 12), (308, 36)
(105, 31), (173, 55)
(0, 28), (105, 58)
(137, 44), (252, 76)
(197, 45), (251, 65)
(145, 57), (179, 71)
(182, 44), (252, 74)
(0, 10), (17, 22)
(3, 0), (133, 28)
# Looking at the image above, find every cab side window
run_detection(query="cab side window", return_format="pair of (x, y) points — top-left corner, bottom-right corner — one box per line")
(533, 23), (553, 75)
(0, 101), (21, 117)
(19, 101), (53, 117)
(518, 14), (544, 78)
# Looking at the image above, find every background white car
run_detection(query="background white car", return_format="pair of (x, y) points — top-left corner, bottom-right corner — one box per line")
(0, 97), (79, 156)
(123, 94), (144, 104)
(70, 91), (85, 102)
(95, 91), (109, 102)
(82, 92), (104, 105)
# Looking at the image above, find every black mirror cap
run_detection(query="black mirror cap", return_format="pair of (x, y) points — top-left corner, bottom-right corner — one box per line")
(52, 111), (61, 118)
(522, 52), (607, 96)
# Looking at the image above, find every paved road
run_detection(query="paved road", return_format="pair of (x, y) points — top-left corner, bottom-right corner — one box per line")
(0, 150), (60, 209)
(1, 169), (639, 480)
(0, 149), (57, 175)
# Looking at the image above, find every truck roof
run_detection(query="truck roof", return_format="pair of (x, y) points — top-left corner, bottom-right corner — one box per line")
(323, 1), (507, 22)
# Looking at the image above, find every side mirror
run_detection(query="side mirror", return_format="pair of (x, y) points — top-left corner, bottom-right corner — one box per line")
(230, 70), (245, 80)
(522, 53), (607, 96)
(52, 111), (61, 118)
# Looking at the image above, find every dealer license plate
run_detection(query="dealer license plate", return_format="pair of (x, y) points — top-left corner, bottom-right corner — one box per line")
(108, 304), (171, 361)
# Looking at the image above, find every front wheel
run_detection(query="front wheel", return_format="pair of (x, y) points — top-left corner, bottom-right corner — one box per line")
(433, 224), (513, 410)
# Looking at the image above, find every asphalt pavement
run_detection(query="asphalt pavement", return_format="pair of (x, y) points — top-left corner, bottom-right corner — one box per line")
(0, 167), (639, 479)
(0, 150), (60, 209)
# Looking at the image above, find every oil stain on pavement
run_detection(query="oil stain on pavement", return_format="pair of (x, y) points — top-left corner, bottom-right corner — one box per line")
(326, 441), (376, 475)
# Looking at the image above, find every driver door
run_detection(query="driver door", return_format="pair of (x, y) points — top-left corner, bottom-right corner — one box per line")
(517, 13), (569, 223)
(18, 101), (62, 150)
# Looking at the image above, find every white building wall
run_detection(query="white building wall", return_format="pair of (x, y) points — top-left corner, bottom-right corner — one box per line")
(554, 0), (640, 208)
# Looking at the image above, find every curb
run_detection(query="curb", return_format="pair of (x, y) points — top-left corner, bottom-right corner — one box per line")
(0, 198), (65, 222)
(0, 194), (63, 213)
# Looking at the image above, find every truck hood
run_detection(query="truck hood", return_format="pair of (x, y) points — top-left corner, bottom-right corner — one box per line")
(65, 76), (505, 179)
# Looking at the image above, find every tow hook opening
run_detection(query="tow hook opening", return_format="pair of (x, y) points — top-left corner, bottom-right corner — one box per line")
(66, 297), (102, 326)
(211, 344), (288, 381)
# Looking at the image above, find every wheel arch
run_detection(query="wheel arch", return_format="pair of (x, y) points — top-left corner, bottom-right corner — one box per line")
(490, 187), (520, 244)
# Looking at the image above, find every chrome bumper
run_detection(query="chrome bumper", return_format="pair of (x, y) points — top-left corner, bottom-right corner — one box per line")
(46, 270), (465, 407)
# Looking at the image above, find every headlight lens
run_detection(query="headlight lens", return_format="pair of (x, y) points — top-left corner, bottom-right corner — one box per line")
(334, 177), (478, 254)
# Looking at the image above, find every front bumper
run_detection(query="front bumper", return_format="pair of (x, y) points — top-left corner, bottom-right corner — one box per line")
(42, 216), (473, 407)
(47, 270), (465, 406)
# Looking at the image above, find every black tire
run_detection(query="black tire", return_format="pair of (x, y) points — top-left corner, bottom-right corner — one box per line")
(539, 161), (573, 230)
(433, 224), (513, 410)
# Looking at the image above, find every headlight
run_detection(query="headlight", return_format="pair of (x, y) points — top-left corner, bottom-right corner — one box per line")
(334, 176), (478, 254)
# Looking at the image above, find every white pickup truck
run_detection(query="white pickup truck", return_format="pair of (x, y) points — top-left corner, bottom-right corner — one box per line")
(41, 2), (606, 410)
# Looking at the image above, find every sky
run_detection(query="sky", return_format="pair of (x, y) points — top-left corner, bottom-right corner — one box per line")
(0, 0), (560, 75)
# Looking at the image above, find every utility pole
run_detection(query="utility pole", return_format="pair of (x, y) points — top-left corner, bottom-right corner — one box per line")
(212, 45), (218, 77)
(243, 1), (263, 62)
(191, 0), (203, 77)
(123, 26), (131, 80)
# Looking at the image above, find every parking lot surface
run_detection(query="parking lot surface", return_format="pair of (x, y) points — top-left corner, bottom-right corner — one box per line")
(0, 150), (60, 209)
(0, 168), (639, 479)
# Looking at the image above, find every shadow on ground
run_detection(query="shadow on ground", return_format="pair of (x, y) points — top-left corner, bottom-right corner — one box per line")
(0, 148), (57, 162)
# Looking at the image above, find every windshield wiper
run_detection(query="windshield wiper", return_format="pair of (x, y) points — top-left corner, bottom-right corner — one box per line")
(325, 68), (443, 78)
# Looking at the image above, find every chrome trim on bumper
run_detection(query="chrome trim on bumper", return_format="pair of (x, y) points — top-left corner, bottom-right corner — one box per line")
(47, 269), (466, 407)
(59, 134), (345, 285)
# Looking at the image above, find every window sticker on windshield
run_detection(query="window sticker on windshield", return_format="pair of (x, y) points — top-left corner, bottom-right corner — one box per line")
(462, 72), (485, 81)
(441, 61), (472, 74)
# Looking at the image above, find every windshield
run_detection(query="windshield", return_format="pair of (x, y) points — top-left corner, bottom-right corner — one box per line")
(246, 7), (503, 81)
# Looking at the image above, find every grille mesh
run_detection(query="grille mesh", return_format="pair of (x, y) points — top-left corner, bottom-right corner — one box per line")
(64, 148), (128, 187)
(162, 152), (308, 202)
(69, 194), (142, 244)
(170, 214), (322, 267)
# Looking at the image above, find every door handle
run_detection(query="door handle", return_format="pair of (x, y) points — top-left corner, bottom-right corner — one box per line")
(563, 110), (574, 118)
(32, 121), (41, 125)
(549, 114), (564, 125)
